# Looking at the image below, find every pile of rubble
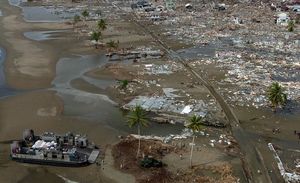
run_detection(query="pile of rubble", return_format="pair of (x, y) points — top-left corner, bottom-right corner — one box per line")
(191, 48), (300, 108)
(141, 61), (183, 75)
(122, 88), (208, 117)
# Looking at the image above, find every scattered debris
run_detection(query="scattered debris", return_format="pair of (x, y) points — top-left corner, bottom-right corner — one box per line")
(268, 143), (300, 183)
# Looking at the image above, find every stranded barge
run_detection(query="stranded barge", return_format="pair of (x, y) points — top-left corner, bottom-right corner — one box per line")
(10, 129), (100, 167)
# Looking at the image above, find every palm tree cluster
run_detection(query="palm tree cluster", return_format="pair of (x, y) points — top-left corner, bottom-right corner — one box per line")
(126, 106), (204, 169)
(89, 19), (107, 49)
(267, 82), (287, 111)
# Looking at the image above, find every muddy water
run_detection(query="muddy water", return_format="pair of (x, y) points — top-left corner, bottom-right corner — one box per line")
(52, 54), (184, 136)
(8, 0), (68, 23)
(24, 30), (68, 41)
(0, 47), (17, 98)
(8, 0), (24, 7)
(22, 6), (63, 23)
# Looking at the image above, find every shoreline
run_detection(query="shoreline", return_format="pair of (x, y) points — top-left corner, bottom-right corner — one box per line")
(0, 0), (98, 90)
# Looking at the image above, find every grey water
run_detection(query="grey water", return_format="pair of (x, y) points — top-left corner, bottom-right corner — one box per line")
(8, 0), (64, 22)
(52, 54), (183, 136)
(22, 6), (63, 22)
(8, 0), (25, 7)
(8, 0), (84, 23)
(0, 10), (3, 16)
(0, 48), (17, 98)
(24, 30), (68, 41)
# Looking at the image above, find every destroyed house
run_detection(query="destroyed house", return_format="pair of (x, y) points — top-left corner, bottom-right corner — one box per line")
(276, 13), (290, 25)
(131, 0), (152, 9)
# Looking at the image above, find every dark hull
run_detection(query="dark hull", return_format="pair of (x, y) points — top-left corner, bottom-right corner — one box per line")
(11, 156), (90, 167)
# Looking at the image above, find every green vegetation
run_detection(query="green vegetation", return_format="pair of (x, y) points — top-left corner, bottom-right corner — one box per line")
(90, 31), (102, 48)
(119, 79), (129, 89)
(296, 16), (300, 24)
(127, 105), (149, 158)
(140, 156), (163, 168)
(73, 15), (81, 27)
(288, 20), (295, 32)
(106, 40), (119, 50)
(97, 19), (107, 31)
(267, 82), (287, 111)
(81, 10), (89, 19)
(186, 115), (203, 168)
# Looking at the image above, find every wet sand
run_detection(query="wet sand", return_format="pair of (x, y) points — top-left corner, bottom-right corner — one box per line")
(0, 1), (134, 182)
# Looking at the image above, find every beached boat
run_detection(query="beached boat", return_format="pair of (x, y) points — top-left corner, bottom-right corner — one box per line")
(10, 129), (100, 167)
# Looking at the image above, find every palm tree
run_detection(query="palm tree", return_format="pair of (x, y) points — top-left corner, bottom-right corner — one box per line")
(119, 79), (129, 89)
(81, 10), (89, 27)
(73, 15), (81, 28)
(81, 10), (89, 20)
(288, 20), (295, 32)
(186, 115), (203, 168)
(91, 31), (102, 49)
(267, 82), (287, 111)
(127, 105), (149, 158)
(97, 19), (107, 31)
(106, 40), (119, 51)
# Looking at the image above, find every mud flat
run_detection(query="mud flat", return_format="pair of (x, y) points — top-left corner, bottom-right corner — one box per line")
(0, 0), (126, 182)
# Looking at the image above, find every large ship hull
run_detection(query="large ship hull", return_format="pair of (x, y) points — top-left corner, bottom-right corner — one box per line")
(11, 156), (90, 167)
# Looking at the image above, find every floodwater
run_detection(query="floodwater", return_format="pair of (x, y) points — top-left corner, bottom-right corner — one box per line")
(22, 6), (63, 22)
(8, 0), (25, 7)
(8, 0), (69, 23)
(24, 30), (68, 41)
(0, 47), (17, 98)
(52, 54), (184, 136)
